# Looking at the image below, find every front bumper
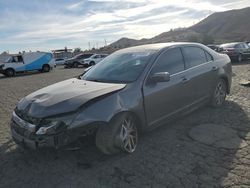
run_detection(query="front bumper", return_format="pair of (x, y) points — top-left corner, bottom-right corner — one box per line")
(10, 111), (99, 149)
(10, 120), (70, 149)
(64, 62), (73, 68)
(0, 67), (4, 74)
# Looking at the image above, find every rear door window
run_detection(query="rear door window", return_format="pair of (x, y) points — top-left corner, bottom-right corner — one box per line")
(182, 47), (207, 68)
(151, 48), (185, 75)
(205, 51), (213, 62)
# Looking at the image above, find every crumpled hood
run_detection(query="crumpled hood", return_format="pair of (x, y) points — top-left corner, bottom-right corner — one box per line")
(17, 78), (126, 118)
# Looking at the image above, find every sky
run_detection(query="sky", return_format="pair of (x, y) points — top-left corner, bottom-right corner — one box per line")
(0, 0), (250, 53)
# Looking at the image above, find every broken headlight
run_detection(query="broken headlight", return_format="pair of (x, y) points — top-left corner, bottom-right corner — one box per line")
(36, 114), (76, 135)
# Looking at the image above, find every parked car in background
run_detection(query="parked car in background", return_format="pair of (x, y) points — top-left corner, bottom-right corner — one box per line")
(81, 54), (108, 66)
(207, 44), (220, 52)
(0, 52), (55, 77)
(10, 43), (232, 155)
(54, 58), (67, 65)
(64, 53), (93, 68)
(219, 42), (250, 62)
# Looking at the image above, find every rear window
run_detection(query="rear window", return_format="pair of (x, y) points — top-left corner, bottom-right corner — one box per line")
(182, 47), (207, 68)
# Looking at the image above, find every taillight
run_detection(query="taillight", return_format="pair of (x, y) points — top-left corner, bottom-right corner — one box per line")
(225, 48), (235, 53)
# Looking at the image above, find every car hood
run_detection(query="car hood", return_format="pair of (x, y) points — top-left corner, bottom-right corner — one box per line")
(65, 58), (76, 62)
(17, 78), (126, 118)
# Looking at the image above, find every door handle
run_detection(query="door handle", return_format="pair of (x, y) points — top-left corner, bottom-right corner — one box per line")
(211, 66), (218, 71)
(181, 77), (189, 84)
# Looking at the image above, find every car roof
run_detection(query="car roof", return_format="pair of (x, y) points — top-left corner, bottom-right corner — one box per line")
(220, 42), (246, 46)
(119, 42), (206, 53)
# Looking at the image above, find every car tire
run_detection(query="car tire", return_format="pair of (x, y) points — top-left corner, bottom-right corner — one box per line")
(42, 64), (50, 72)
(95, 113), (138, 155)
(89, 61), (95, 66)
(73, 62), (78, 68)
(5, 68), (15, 77)
(237, 54), (242, 62)
(211, 79), (227, 107)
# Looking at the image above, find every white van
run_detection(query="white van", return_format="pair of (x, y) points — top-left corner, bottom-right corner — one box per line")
(0, 52), (56, 77)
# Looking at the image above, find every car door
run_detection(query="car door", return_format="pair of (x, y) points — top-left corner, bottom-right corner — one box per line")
(143, 47), (189, 127)
(181, 46), (217, 104)
(95, 55), (102, 63)
(9, 55), (25, 72)
(242, 43), (250, 59)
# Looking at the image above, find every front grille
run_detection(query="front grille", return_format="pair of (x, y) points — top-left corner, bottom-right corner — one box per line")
(12, 121), (26, 136)
(15, 108), (41, 125)
(12, 120), (36, 140)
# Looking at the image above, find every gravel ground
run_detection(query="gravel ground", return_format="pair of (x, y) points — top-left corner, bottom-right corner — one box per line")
(0, 63), (249, 188)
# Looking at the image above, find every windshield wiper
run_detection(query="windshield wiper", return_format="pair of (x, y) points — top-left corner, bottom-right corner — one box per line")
(87, 79), (106, 83)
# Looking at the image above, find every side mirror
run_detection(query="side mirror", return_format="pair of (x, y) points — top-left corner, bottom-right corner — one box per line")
(150, 72), (170, 83)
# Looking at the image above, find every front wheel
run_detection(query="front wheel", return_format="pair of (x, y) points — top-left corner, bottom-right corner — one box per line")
(211, 79), (227, 107)
(5, 68), (15, 77)
(95, 113), (138, 155)
(73, 62), (78, 68)
(89, 61), (95, 66)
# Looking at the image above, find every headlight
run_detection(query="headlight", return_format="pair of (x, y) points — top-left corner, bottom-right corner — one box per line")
(36, 121), (60, 135)
(36, 114), (76, 135)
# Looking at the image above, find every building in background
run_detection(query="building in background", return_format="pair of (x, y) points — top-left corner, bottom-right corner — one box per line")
(0, 51), (11, 63)
(52, 47), (73, 59)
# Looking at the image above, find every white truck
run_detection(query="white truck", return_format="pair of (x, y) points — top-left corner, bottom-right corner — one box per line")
(0, 52), (55, 77)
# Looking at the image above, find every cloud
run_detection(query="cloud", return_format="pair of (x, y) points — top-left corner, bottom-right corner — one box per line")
(0, 0), (250, 52)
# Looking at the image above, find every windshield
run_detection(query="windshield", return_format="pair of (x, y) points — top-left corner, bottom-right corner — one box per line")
(4, 57), (11, 63)
(82, 51), (155, 83)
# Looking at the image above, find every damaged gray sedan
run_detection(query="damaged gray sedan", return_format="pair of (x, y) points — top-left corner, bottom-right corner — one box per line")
(11, 43), (232, 154)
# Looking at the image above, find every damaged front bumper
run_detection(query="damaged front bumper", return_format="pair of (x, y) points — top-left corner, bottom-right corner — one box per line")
(11, 120), (71, 149)
(10, 111), (98, 149)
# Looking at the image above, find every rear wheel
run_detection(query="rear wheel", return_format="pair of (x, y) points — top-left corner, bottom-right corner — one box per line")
(95, 113), (138, 155)
(237, 54), (242, 62)
(73, 62), (78, 68)
(5, 68), (15, 77)
(211, 79), (227, 107)
(42, 64), (50, 72)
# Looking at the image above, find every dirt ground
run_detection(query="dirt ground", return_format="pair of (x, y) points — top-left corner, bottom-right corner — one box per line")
(0, 63), (249, 188)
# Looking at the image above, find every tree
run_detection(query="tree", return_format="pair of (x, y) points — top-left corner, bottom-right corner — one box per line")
(187, 34), (200, 43)
(74, 48), (81, 53)
(201, 34), (214, 45)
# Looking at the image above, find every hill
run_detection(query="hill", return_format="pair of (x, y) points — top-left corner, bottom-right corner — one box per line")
(109, 7), (250, 48)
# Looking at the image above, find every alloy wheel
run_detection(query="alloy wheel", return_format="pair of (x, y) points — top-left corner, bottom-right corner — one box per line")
(119, 116), (138, 153)
(214, 81), (226, 105)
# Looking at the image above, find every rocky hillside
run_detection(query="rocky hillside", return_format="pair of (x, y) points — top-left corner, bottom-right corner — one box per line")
(109, 7), (250, 48)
